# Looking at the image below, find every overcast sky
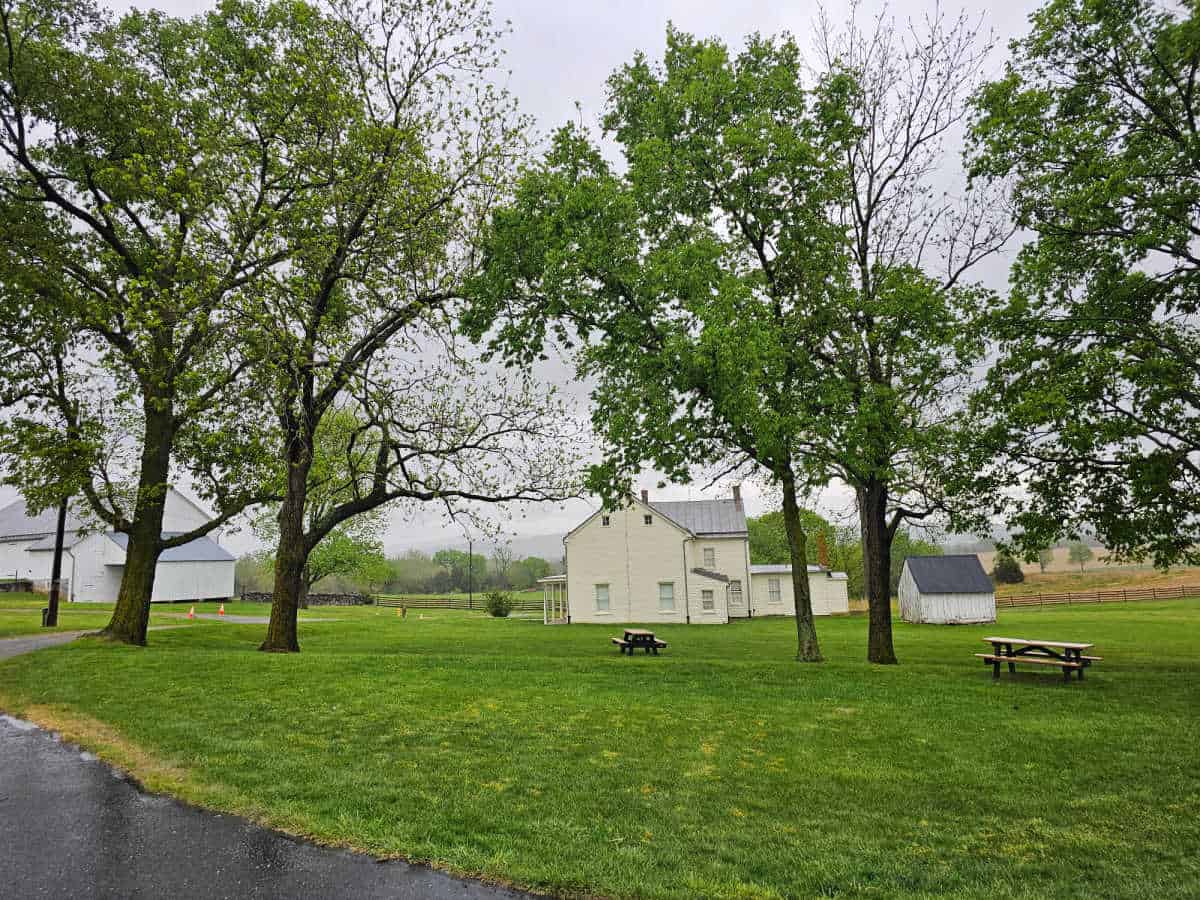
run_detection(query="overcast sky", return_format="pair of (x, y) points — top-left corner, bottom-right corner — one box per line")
(1, 0), (1044, 558)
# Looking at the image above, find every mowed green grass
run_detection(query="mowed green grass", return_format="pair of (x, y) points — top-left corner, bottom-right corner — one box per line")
(1, 602), (1197, 898)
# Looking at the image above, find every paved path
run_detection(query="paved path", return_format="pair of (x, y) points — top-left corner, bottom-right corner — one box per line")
(0, 631), (88, 660)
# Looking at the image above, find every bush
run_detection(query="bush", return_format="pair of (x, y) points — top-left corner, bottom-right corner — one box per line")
(992, 553), (1025, 584)
(484, 589), (514, 618)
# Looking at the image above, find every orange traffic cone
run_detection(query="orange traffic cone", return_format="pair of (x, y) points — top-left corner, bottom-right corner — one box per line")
(218, 604), (225, 616)
(187, 606), (195, 620)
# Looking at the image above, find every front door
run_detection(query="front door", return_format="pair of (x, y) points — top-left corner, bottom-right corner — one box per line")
(727, 579), (747, 617)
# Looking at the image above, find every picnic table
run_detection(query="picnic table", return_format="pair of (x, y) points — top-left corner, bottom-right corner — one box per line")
(976, 636), (1102, 681)
(611, 628), (668, 656)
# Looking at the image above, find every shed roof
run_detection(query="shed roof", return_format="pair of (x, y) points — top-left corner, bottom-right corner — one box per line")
(904, 555), (993, 594)
(106, 533), (235, 563)
(750, 563), (827, 575)
(648, 499), (747, 536)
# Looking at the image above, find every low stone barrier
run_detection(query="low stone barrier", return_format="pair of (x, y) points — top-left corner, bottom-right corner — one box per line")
(238, 591), (374, 606)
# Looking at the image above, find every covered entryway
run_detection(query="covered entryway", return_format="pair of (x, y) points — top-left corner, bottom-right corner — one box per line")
(538, 575), (568, 624)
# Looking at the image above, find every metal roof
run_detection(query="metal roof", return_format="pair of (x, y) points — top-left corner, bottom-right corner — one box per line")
(750, 563), (828, 575)
(106, 533), (235, 563)
(648, 499), (747, 536)
(904, 555), (994, 594)
(0, 498), (88, 541)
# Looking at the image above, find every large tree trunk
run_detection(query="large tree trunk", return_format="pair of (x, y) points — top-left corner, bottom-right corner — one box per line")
(859, 479), (898, 665)
(781, 471), (822, 662)
(100, 407), (173, 646)
(260, 440), (311, 653)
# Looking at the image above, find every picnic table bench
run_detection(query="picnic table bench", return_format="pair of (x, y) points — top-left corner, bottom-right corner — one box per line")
(612, 628), (668, 655)
(976, 636), (1102, 682)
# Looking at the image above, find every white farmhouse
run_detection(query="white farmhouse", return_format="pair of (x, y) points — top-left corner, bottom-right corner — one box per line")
(0, 489), (235, 603)
(542, 487), (849, 624)
(898, 555), (996, 624)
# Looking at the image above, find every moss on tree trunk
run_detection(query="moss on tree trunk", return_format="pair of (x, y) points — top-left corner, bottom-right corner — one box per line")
(782, 472), (822, 662)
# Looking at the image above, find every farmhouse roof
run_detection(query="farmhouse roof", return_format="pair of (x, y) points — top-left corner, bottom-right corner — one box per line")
(648, 499), (747, 536)
(904, 555), (994, 594)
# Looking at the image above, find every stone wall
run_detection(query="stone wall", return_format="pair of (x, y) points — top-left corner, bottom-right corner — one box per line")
(239, 591), (374, 607)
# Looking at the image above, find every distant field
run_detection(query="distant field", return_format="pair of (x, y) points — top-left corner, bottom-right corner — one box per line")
(984, 562), (1200, 598)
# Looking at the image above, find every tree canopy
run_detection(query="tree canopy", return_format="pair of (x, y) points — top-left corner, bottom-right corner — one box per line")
(963, 0), (1200, 568)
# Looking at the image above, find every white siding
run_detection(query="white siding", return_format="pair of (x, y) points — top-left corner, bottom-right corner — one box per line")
(161, 489), (214, 534)
(151, 560), (235, 602)
(685, 536), (745, 623)
(0, 539), (44, 581)
(566, 501), (690, 624)
(749, 571), (850, 616)
(898, 562), (995, 624)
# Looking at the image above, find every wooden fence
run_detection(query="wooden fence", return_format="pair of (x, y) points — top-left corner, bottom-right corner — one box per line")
(997, 583), (1200, 609)
(375, 596), (545, 612)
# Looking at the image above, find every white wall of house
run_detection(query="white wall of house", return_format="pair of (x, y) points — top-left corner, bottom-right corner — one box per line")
(685, 535), (746, 622)
(0, 539), (39, 581)
(749, 571), (850, 617)
(897, 565), (996, 624)
(566, 499), (700, 624)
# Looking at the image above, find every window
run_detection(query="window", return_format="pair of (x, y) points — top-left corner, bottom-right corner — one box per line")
(701, 589), (715, 611)
(729, 579), (743, 606)
(702, 547), (715, 568)
(768, 578), (782, 605)
(658, 582), (675, 611)
(643, 514), (653, 525)
(601, 515), (611, 527)
(594, 584), (610, 611)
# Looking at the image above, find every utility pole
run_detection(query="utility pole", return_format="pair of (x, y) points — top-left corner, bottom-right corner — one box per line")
(44, 497), (68, 627)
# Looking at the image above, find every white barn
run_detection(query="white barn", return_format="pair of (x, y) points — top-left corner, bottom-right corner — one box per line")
(0, 489), (235, 603)
(898, 555), (996, 624)
(544, 487), (849, 624)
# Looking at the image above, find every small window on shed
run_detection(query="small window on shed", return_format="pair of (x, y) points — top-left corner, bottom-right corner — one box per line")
(703, 547), (715, 568)
(601, 515), (611, 527)
(643, 514), (653, 526)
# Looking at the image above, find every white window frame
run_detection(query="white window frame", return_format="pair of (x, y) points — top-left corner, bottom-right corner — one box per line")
(768, 577), (782, 605)
(702, 547), (715, 568)
(658, 581), (675, 611)
(594, 583), (610, 612)
(729, 579), (743, 606)
(701, 589), (715, 612)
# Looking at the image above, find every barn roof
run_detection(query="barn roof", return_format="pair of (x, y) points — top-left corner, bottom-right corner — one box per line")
(904, 555), (993, 594)
(648, 499), (747, 536)
(0, 498), (88, 541)
(106, 532), (235, 562)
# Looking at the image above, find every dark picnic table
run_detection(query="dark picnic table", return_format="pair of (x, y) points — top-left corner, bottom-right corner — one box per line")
(976, 636), (1102, 681)
(611, 628), (668, 655)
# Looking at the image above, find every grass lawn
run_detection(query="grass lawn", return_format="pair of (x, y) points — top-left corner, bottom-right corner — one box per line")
(0, 602), (1197, 898)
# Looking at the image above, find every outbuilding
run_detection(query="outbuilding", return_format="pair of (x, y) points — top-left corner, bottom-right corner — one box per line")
(898, 555), (996, 624)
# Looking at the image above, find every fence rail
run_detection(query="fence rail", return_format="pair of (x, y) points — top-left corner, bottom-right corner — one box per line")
(997, 583), (1200, 608)
(376, 596), (544, 612)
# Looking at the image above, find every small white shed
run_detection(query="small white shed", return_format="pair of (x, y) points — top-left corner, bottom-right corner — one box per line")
(898, 555), (996, 624)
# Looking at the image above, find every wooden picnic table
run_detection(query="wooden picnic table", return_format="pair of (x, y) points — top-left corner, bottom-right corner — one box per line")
(976, 636), (1102, 681)
(611, 628), (668, 656)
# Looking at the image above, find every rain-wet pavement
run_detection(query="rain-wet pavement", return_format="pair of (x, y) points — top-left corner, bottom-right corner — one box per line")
(0, 716), (539, 899)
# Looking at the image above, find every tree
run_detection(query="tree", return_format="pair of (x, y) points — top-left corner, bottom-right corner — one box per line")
(888, 530), (942, 594)
(1038, 548), (1054, 574)
(804, 8), (1012, 663)
(963, 0), (1200, 568)
(747, 510), (838, 566)
(0, 0), (348, 644)
(1068, 541), (1093, 574)
(491, 543), (515, 588)
(992, 553), (1024, 584)
(249, 0), (579, 652)
(470, 29), (861, 661)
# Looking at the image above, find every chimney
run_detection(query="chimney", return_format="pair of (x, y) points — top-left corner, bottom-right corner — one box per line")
(732, 484), (742, 508)
(640, 489), (649, 504)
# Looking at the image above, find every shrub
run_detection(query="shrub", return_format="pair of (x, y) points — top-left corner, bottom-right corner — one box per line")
(484, 589), (514, 618)
(992, 553), (1025, 584)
